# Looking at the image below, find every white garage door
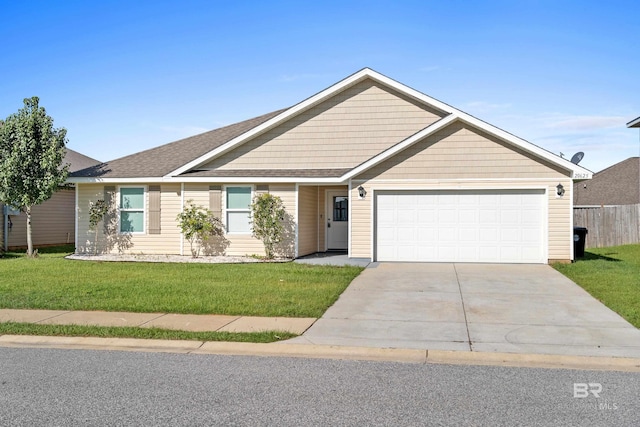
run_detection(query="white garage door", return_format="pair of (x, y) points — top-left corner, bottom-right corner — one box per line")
(375, 190), (546, 263)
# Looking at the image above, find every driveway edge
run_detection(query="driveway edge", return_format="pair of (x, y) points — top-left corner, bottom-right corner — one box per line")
(1, 335), (639, 372)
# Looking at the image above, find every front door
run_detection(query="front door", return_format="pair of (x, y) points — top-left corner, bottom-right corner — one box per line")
(326, 191), (348, 250)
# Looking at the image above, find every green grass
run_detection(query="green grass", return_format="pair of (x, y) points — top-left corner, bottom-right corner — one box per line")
(0, 322), (296, 342)
(553, 244), (640, 328)
(0, 245), (363, 317)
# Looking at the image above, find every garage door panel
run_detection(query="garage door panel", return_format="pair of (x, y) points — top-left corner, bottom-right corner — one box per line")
(375, 189), (545, 263)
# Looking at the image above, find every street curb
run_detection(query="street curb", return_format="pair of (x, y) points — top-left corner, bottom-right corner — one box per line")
(1, 335), (639, 371)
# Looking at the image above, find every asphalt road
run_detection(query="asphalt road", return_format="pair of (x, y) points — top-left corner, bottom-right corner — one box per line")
(0, 348), (638, 426)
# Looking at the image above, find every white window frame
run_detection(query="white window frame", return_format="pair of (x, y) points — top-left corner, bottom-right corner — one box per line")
(224, 185), (253, 234)
(118, 185), (147, 234)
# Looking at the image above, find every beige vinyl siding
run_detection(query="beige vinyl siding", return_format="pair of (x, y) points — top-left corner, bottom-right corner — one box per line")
(202, 79), (445, 171)
(6, 188), (75, 248)
(358, 122), (567, 181)
(548, 178), (572, 261)
(351, 121), (573, 262)
(350, 185), (371, 258)
(215, 183), (297, 257)
(77, 183), (182, 254)
(297, 186), (319, 257)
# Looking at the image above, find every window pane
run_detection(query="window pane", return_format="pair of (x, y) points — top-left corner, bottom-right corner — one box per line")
(121, 188), (144, 209)
(121, 211), (144, 233)
(227, 187), (251, 209)
(333, 196), (348, 221)
(227, 211), (251, 233)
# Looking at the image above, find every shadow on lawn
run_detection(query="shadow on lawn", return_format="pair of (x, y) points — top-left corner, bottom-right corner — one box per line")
(577, 251), (622, 262)
(1, 244), (74, 259)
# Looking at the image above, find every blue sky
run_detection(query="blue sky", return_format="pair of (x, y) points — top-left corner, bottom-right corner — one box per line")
(1, 0), (638, 173)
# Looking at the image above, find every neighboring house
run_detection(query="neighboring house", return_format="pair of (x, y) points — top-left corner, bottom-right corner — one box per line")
(69, 68), (592, 263)
(1, 148), (100, 250)
(573, 157), (640, 206)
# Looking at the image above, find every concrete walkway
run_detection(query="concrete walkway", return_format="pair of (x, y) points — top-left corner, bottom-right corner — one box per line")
(0, 309), (316, 334)
(288, 263), (640, 358)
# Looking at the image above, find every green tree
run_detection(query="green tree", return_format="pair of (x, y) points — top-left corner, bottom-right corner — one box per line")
(176, 200), (224, 258)
(88, 199), (109, 255)
(250, 193), (286, 259)
(0, 97), (69, 257)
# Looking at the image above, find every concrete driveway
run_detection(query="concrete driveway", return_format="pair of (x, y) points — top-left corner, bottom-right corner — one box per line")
(289, 263), (640, 358)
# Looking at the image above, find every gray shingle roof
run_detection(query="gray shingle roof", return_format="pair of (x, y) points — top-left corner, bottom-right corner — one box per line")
(70, 109), (287, 178)
(574, 157), (640, 205)
(64, 148), (100, 172)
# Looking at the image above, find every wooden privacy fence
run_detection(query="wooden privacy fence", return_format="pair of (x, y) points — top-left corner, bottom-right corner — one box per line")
(574, 204), (640, 248)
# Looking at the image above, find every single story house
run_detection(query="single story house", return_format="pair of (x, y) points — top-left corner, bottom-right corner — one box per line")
(2, 148), (100, 250)
(69, 68), (592, 263)
(573, 157), (639, 206)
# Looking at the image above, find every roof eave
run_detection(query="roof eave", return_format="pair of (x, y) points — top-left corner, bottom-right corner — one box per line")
(67, 176), (347, 184)
(627, 116), (640, 128)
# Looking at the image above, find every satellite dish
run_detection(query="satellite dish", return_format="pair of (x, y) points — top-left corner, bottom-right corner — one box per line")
(570, 152), (584, 165)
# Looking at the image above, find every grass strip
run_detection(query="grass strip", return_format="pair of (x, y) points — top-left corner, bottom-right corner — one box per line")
(0, 322), (297, 343)
(553, 244), (640, 328)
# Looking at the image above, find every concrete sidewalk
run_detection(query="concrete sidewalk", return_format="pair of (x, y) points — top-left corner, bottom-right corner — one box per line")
(0, 309), (316, 334)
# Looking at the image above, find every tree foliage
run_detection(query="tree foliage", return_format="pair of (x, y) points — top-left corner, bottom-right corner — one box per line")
(88, 199), (109, 255)
(250, 193), (286, 259)
(0, 97), (69, 256)
(176, 201), (224, 258)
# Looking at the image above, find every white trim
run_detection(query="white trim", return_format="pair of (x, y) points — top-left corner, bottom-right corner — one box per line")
(569, 182), (575, 261)
(351, 177), (577, 183)
(69, 175), (583, 185)
(180, 183), (184, 256)
(67, 176), (348, 184)
(347, 179), (352, 257)
(68, 177), (167, 184)
(316, 186), (320, 253)
(294, 183), (299, 258)
(342, 114), (457, 180)
(627, 116), (640, 128)
(117, 185), (147, 235)
(223, 185), (254, 235)
(344, 115), (592, 181)
(74, 185), (79, 252)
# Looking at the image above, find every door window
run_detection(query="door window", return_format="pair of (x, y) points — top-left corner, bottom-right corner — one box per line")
(333, 196), (348, 221)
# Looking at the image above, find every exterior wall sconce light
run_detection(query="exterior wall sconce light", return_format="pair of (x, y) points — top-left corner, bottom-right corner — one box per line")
(357, 185), (367, 199)
(556, 183), (565, 197)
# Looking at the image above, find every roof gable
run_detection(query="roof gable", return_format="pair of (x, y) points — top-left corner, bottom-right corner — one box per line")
(69, 68), (593, 182)
(169, 67), (592, 181)
(198, 78), (446, 172)
(166, 68), (453, 177)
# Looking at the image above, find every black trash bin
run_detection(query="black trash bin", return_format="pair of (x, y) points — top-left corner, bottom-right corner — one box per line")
(573, 227), (588, 258)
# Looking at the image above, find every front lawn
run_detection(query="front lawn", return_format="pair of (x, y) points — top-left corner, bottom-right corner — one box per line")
(0, 246), (363, 318)
(553, 244), (640, 328)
